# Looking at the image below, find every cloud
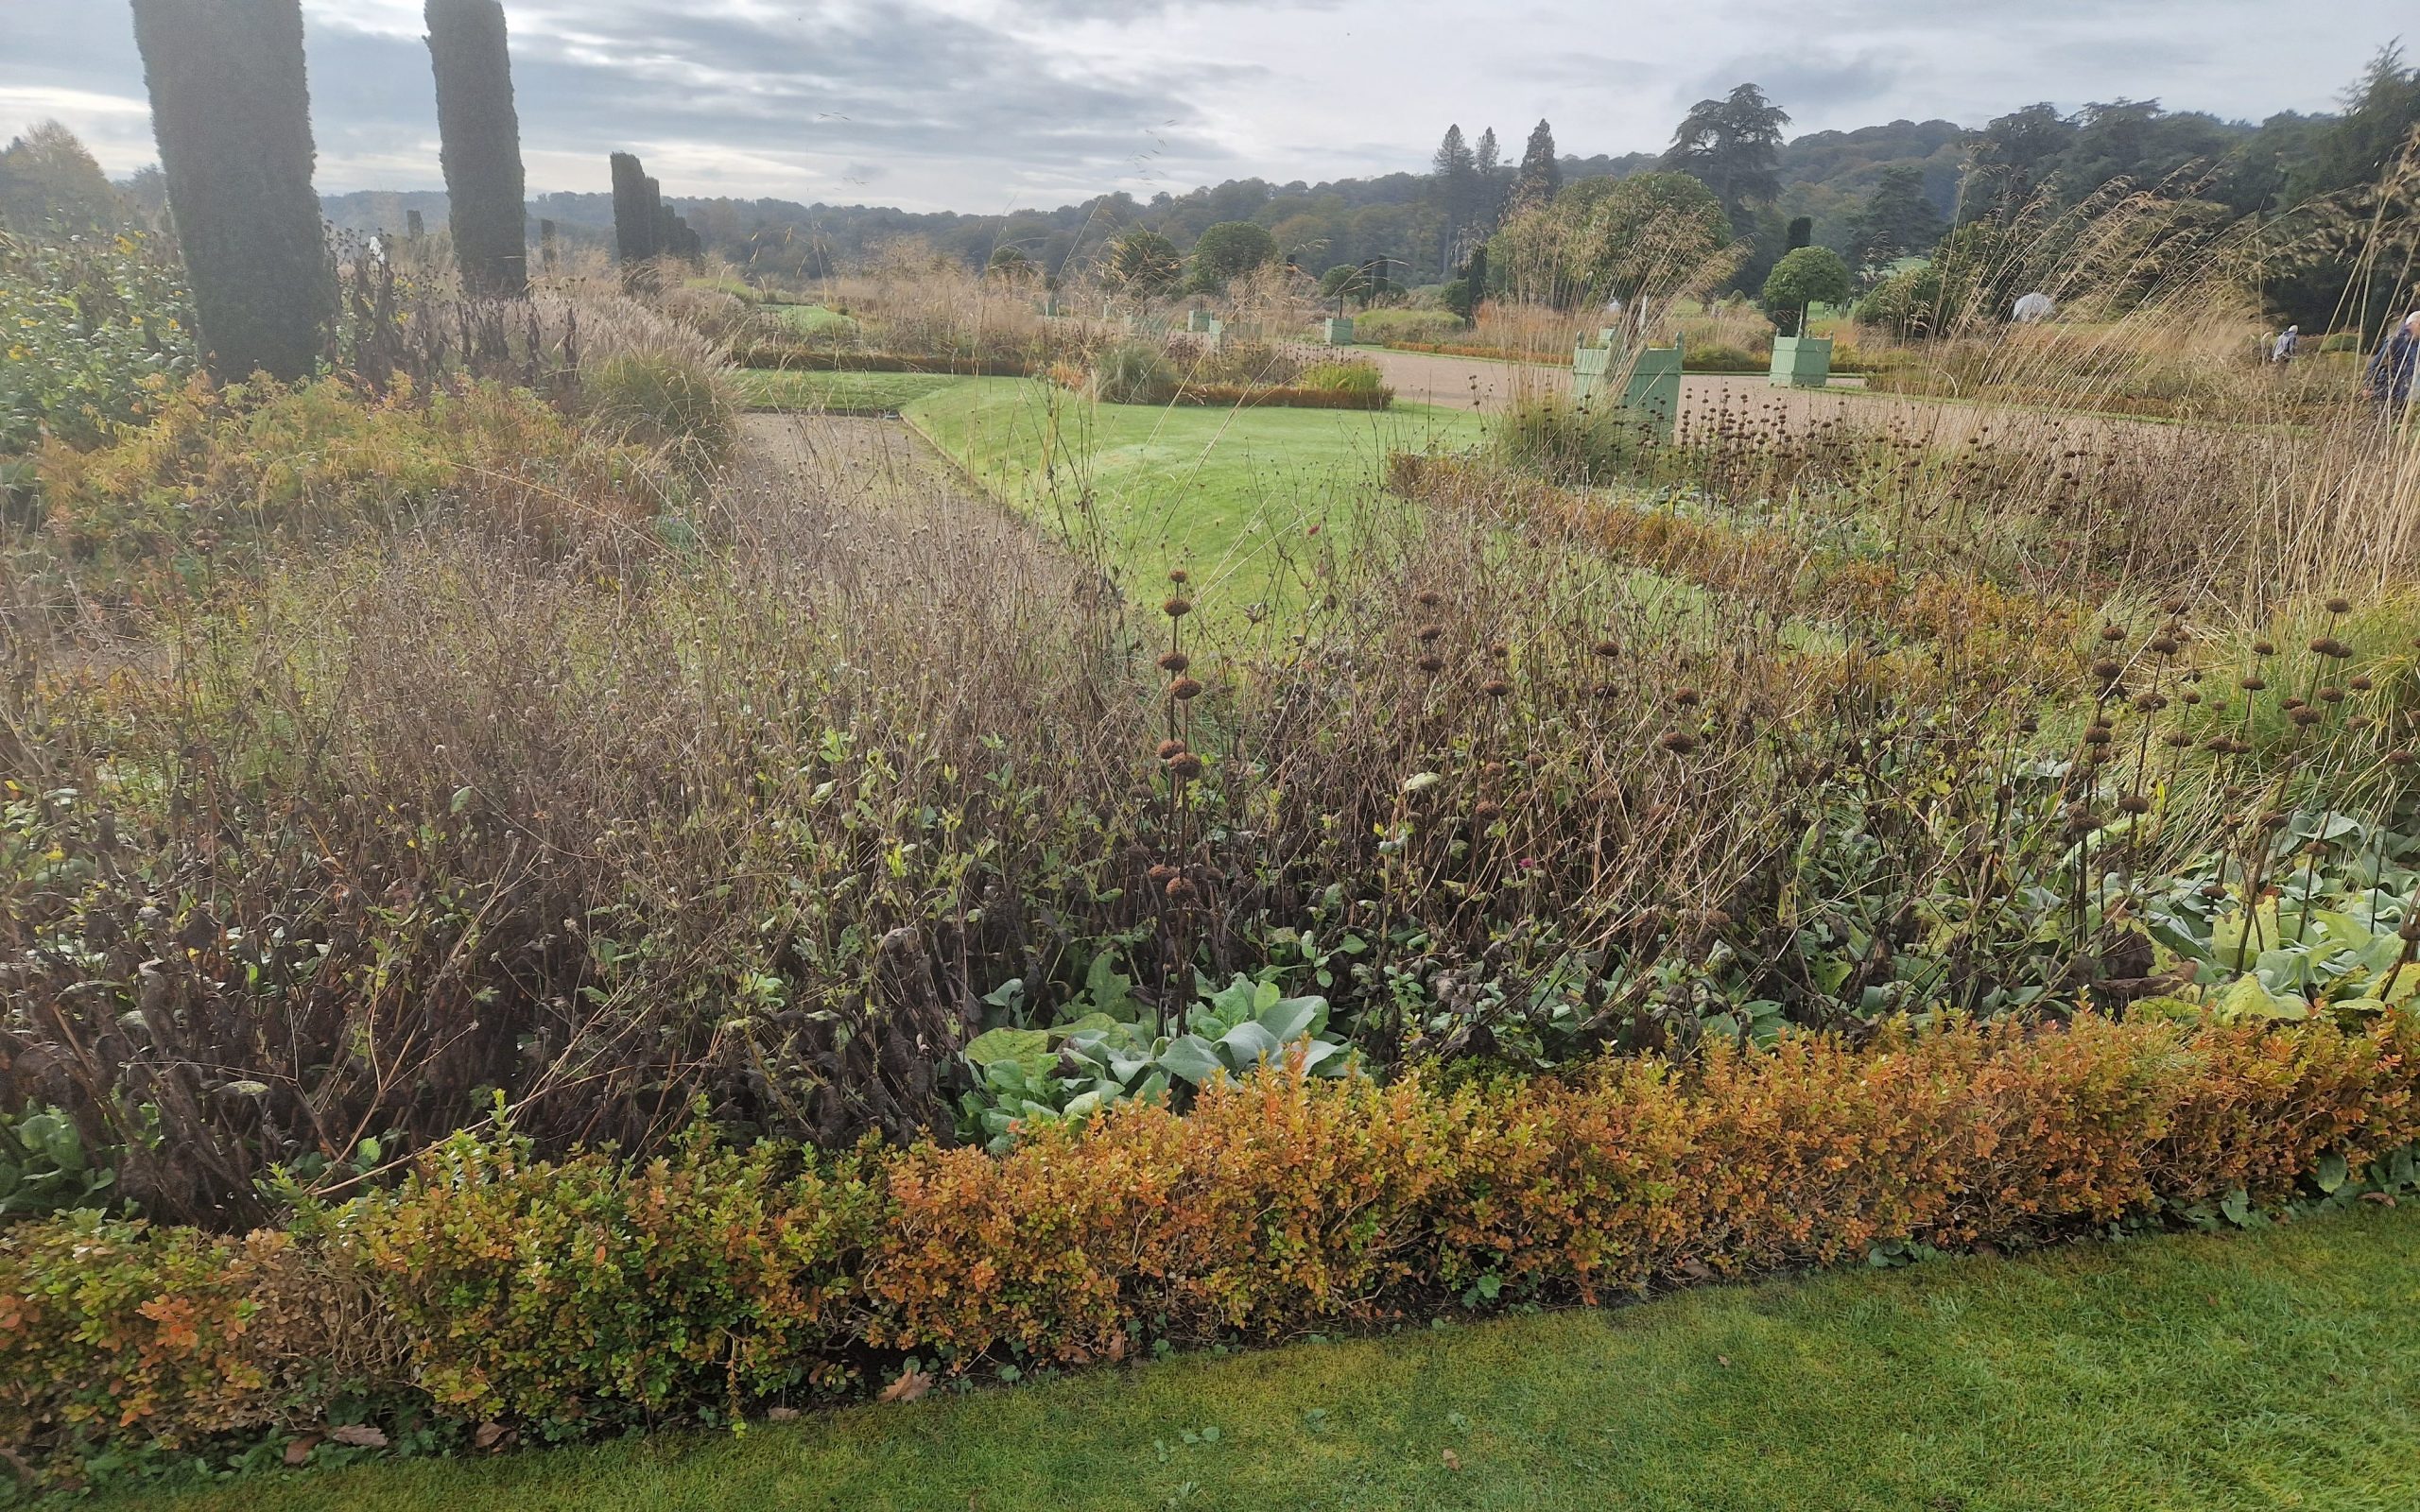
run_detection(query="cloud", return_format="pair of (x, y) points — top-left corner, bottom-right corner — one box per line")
(3, 0), (2407, 210)
(1688, 50), (1906, 115)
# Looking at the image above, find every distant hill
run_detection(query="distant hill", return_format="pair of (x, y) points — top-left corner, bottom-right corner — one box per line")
(320, 99), (2307, 291)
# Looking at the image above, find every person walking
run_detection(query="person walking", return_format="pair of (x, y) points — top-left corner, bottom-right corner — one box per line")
(2366, 312), (2419, 419)
(2272, 324), (2300, 363)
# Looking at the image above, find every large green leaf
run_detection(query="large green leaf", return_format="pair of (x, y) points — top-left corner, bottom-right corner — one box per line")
(1157, 1034), (1228, 1087)
(965, 1027), (1051, 1069)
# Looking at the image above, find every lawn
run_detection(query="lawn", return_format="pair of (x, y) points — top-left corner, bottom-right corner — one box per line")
(905, 378), (1487, 614)
(105, 1205), (2420, 1512)
(733, 368), (971, 413)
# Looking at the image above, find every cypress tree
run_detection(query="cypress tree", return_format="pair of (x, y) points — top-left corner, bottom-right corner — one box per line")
(424, 0), (528, 297)
(609, 152), (657, 263)
(539, 216), (558, 270)
(654, 198), (677, 265)
(130, 0), (334, 383)
(406, 207), (425, 240)
(1787, 215), (1813, 251)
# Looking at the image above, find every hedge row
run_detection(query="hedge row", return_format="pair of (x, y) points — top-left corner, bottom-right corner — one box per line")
(4, 1015), (2415, 1488)
(731, 346), (1037, 376)
(1171, 382), (1392, 411)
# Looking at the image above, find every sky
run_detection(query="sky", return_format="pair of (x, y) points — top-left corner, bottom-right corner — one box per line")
(4, 0), (2408, 215)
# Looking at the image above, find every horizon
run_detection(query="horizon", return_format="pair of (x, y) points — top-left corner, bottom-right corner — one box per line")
(6, 1), (2407, 217)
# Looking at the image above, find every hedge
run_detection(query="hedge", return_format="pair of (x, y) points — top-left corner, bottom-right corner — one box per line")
(731, 346), (1037, 376)
(4, 1014), (2416, 1490)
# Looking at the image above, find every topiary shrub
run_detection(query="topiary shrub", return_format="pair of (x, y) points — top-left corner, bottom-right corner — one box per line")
(424, 0), (529, 298)
(129, 0), (335, 382)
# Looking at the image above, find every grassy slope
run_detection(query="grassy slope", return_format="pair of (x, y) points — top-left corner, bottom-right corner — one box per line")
(905, 378), (1486, 615)
(113, 1205), (2420, 1512)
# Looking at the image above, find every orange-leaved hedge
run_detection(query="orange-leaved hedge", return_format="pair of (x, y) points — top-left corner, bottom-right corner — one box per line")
(4, 1014), (2414, 1488)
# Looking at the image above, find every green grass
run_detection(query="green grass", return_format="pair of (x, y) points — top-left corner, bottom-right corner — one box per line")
(766, 304), (861, 339)
(904, 378), (1486, 615)
(105, 1206), (2420, 1511)
(734, 369), (972, 413)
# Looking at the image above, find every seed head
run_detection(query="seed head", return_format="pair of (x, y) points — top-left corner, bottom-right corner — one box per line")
(1417, 654), (1445, 674)
(1168, 569), (1190, 586)
(2093, 659), (2122, 681)
(1481, 678), (1512, 698)
(1169, 678), (1203, 701)
(2351, 674), (2375, 691)
(2118, 794), (2152, 816)
(1157, 651), (1190, 674)
(2099, 625), (2126, 643)
(2147, 636), (2179, 657)
(2253, 640), (2275, 657)
(1157, 738), (1188, 760)
(2326, 596), (2351, 615)
(1163, 596), (1194, 619)
(1417, 625), (1443, 644)
(1657, 730), (1699, 755)
(1168, 752), (1205, 781)
(1415, 590), (1443, 609)
(1594, 639), (1620, 659)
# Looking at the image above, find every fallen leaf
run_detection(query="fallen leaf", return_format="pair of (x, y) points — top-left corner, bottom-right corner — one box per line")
(1442, 1449), (1461, 1471)
(474, 1421), (507, 1451)
(283, 1435), (320, 1467)
(328, 1424), (387, 1450)
(767, 1407), (801, 1422)
(1107, 1332), (1129, 1364)
(1715, 1355), (1732, 1367)
(880, 1368), (934, 1405)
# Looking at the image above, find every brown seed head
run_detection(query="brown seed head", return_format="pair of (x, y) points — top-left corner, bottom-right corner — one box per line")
(1163, 596), (1193, 619)
(1169, 678), (1203, 701)
(1657, 730), (1699, 755)
(1157, 651), (1191, 674)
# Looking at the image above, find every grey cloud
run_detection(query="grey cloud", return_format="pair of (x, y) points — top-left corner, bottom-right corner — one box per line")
(1689, 49), (1905, 113)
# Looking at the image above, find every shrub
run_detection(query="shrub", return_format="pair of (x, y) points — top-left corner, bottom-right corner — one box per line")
(1354, 307), (1467, 347)
(0, 230), (198, 455)
(2, 1015), (2415, 1487)
(424, 0), (529, 299)
(36, 374), (660, 570)
(129, 0), (333, 382)
(1093, 341), (1178, 405)
(359, 1125), (887, 1428)
(0, 1214), (405, 1486)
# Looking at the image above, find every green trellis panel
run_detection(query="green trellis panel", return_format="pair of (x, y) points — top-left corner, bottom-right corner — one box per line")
(1770, 335), (1832, 388)
(1573, 332), (1683, 438)
(1322, 317), (1357, 346)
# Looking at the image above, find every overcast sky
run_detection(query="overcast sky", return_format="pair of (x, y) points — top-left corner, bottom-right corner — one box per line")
(5, 1), (2406, 214)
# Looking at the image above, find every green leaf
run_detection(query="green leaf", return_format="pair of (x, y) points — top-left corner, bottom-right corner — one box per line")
(964, 1027), (1051, 1069)
(1219, 1020), (1282, 1070)
(1157, 1035), (1227, 1087)
(2316, 1153), (2350, 1194)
